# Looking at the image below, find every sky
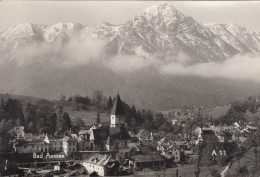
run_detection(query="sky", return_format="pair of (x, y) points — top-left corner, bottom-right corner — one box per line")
(0, 1), (260, 32)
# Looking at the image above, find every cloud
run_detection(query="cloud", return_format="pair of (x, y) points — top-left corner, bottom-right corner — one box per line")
(1, 35), (260, 84)
(105, 55), (160, 73)
(160, 54), (260, 83)
(0, 36), (106, 66)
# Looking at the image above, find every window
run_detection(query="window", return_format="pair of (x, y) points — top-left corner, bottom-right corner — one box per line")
(55, 143), (56, 145)
(24, 146), (27, 148)
(69, 143), (71, 146)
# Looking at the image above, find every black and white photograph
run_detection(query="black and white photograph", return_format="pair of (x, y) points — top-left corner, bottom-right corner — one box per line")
(0, 1), (260, 176)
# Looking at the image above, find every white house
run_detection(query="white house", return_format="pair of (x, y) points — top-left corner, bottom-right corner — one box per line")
(83, 154), (112, 176)
(62, 136), (77, 155)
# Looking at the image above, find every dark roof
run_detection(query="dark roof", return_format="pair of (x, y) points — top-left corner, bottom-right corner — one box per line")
(202, 130), (215, 135)
(92, 128), (109, 142)
(132, 154), (164, 163)
(109, 127), (130, 140)
(111, 94), (124, 115)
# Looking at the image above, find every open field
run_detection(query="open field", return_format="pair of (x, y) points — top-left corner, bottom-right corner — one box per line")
(204, 105), (231, 120)
(63, 107), (110, 126)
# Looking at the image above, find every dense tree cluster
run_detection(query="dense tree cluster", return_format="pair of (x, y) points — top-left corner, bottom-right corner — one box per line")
(213, 96), (260, 126)
(0, 99), (25, 151)
(0, 99), (25, 126)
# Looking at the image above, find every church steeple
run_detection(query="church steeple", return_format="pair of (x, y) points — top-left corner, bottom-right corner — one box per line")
(110, 94), (125, 127)
(111, 94), (124, 115)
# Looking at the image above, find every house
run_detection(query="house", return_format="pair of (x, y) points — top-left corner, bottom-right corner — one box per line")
(137, 130), (153, 142)
(54, 165), (61, 172)
(77, 134), (91, 151)
(197, 128), (219, 144)
(129, 154), (165, 171)
(14, 126), (25, 139)
(106, 127), (130, 151)
(13, 139), (49, 153)
(83, 154), (119, 176)
(62, 136), (77, 155)
(89, 128), (108, 151)
(157, 138), (181, 165)
(49, 138), (63, 152)
(161, 146), (181, 164)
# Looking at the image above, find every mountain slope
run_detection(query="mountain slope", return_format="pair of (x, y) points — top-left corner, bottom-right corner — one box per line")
(206, 23), (260, 55)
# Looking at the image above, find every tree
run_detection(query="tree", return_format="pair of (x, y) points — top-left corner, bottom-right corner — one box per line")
(0, 119), (15, 151)
(96, 112), (101, 124)
(92, 91), (103, 108)
(106, 96), (113, 111)
(56, 105), (71, 132)
(1, 99), (25, 126)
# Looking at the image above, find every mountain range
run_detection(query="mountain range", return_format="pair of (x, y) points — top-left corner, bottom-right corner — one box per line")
(0, 2), (260, 110)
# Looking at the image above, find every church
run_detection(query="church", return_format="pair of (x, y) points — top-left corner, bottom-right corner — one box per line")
(89, 94), (130, 151)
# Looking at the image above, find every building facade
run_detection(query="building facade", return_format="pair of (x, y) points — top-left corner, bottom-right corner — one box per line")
(62, 136), (77, 155)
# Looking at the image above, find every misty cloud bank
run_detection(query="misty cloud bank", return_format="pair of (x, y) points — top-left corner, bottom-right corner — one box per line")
(160, 54), (260, 83)
(1, 37), (260, 83)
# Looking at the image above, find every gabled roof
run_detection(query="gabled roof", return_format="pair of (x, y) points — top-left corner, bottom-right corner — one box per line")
(84, 154), (112, 166)
(111, 94), (124, 115)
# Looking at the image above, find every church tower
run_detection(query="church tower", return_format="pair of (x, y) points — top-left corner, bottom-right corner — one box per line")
(110, 94), (125, 127)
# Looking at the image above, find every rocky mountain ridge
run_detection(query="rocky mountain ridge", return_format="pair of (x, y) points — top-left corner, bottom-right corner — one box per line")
(1, 2), (260, 64)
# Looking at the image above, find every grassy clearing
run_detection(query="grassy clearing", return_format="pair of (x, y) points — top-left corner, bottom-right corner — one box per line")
(64, 108), (110, 126)
(204, 105), (231, 120)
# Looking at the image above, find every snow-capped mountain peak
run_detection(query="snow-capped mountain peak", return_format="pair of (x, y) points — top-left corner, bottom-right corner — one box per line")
(1, 3), (260, 62)
(1, 23), (42, 40)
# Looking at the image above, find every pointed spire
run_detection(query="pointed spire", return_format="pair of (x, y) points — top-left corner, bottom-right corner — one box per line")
(111, 94), (124, 115)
